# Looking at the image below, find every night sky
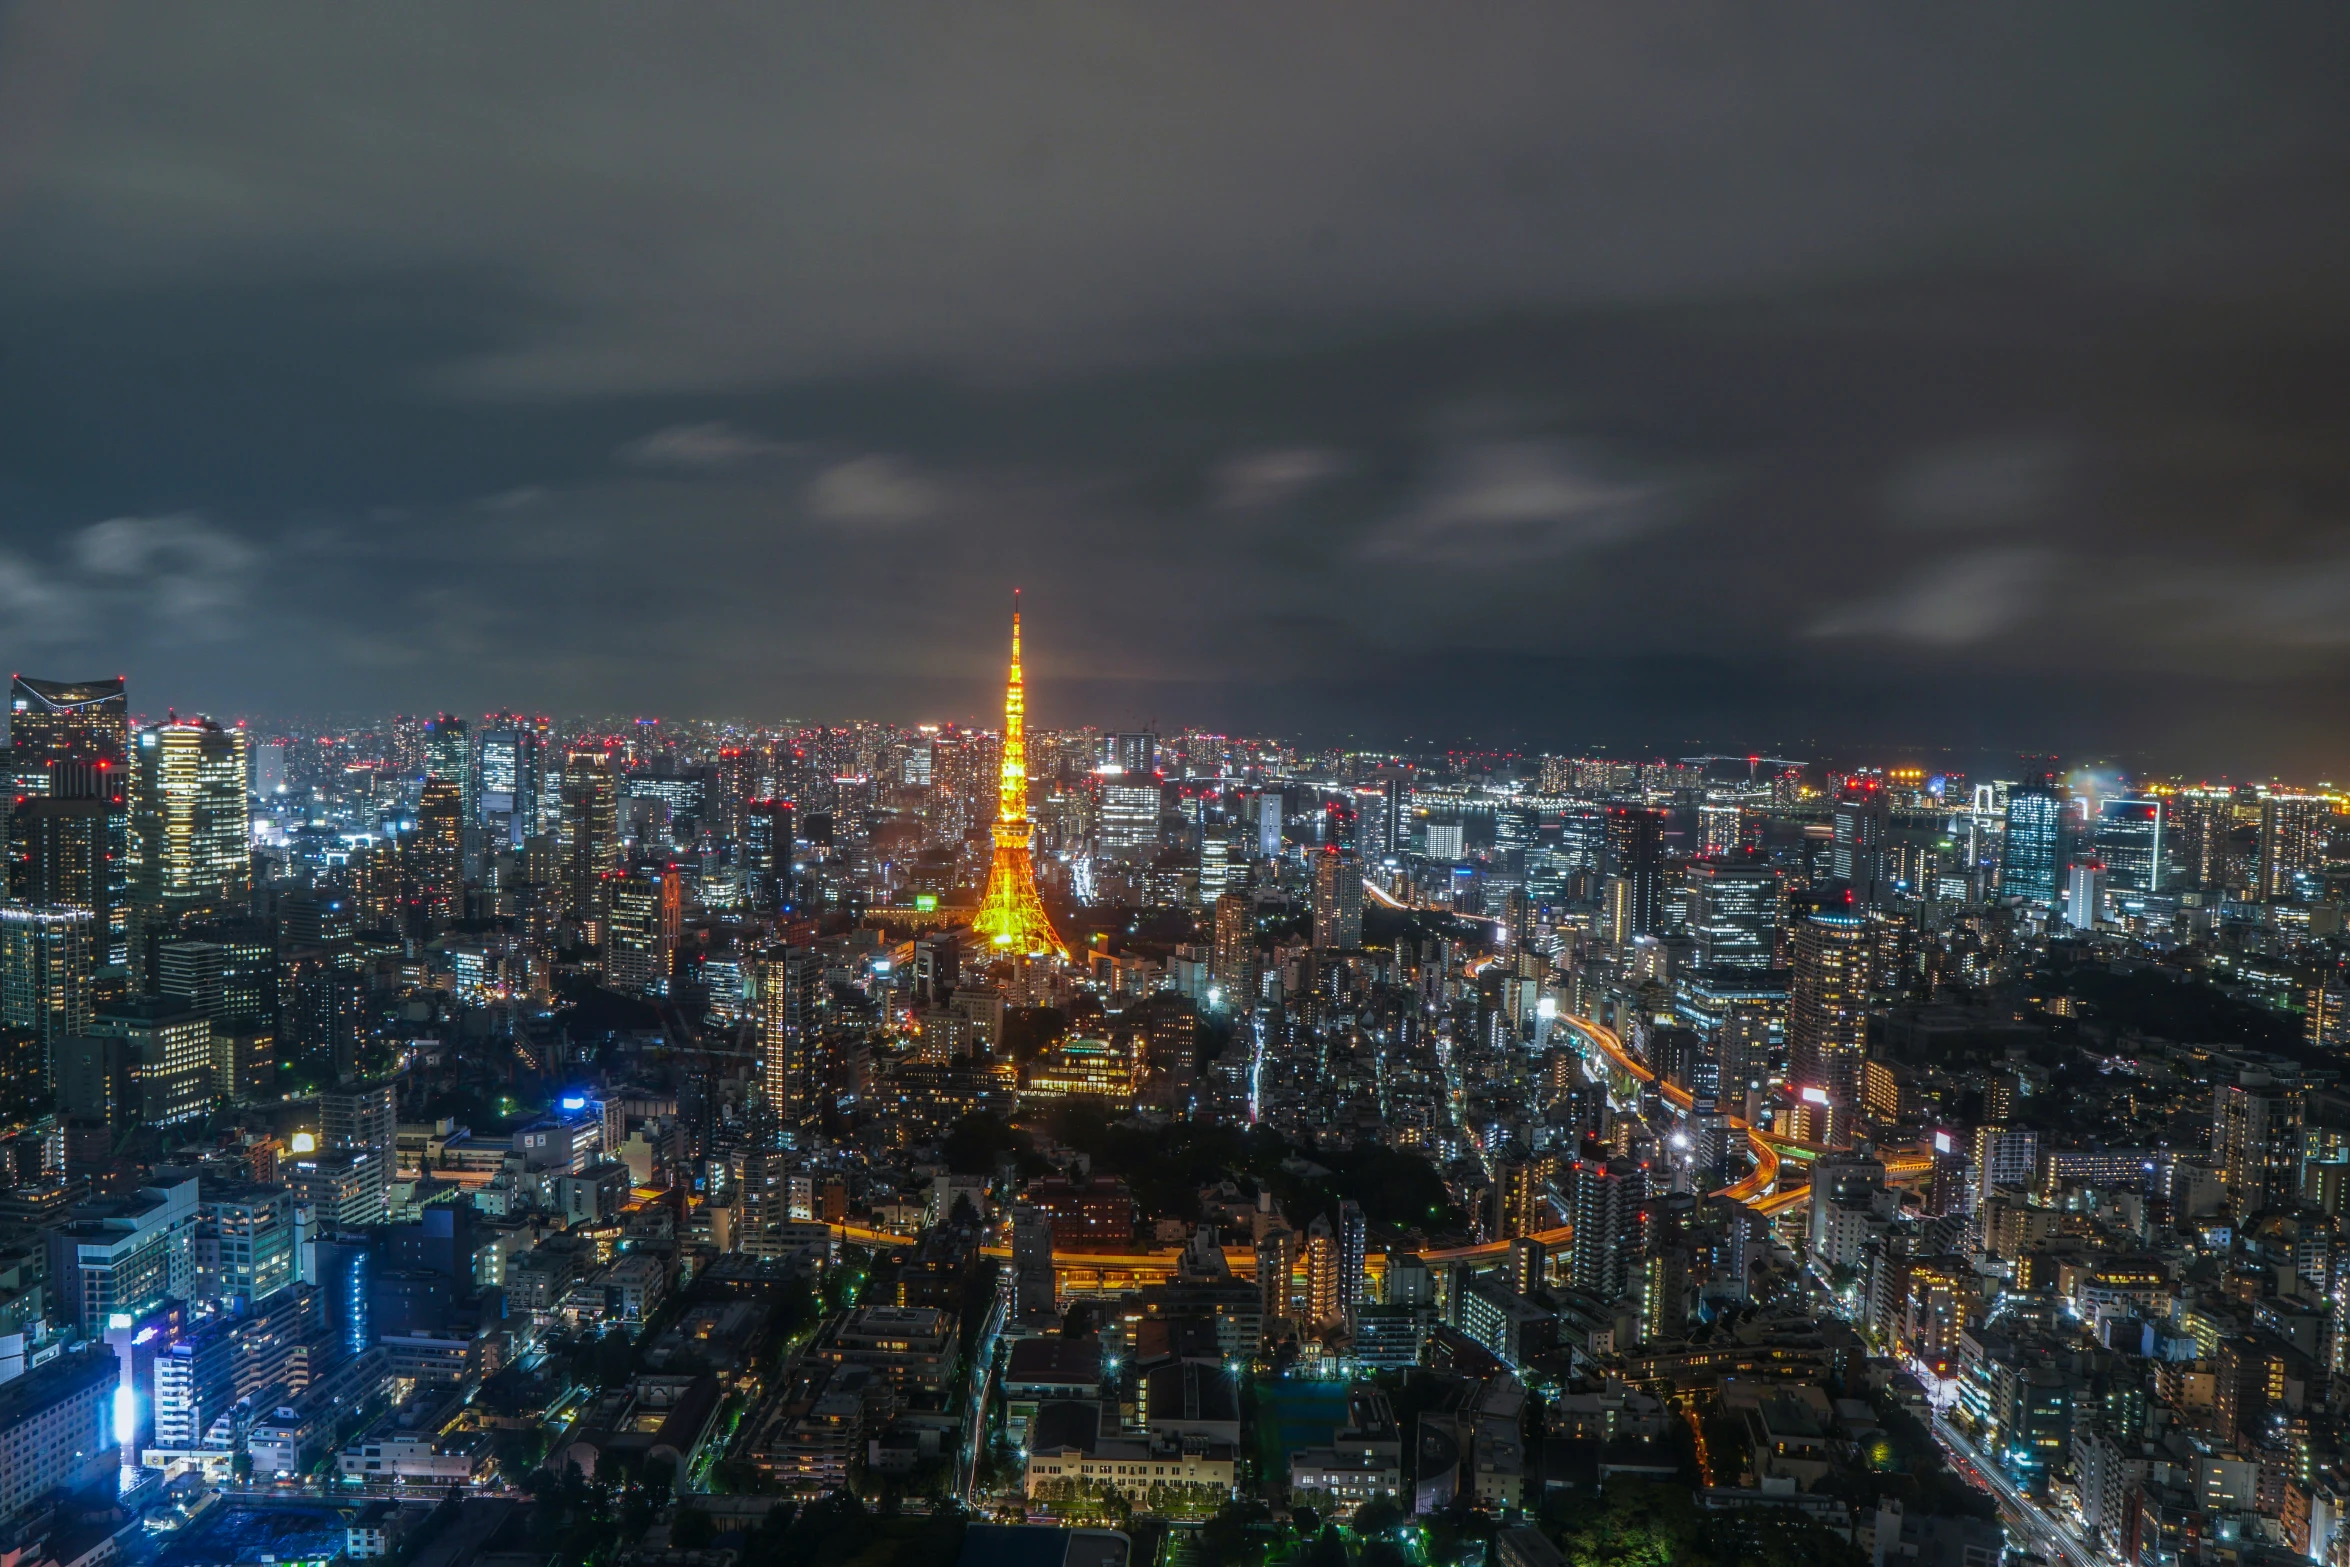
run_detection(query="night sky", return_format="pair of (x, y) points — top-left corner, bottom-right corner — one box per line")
(2, 6), (2348, 773)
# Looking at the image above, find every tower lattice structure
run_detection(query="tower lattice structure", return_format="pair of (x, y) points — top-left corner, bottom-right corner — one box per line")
(971, 596), (1070, 960)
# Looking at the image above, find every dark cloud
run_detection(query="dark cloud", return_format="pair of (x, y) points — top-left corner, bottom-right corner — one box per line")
(0, 5), (2345, 772)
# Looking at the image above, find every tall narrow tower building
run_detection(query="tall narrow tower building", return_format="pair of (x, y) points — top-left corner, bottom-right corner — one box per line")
(972, 596), (1069, 959)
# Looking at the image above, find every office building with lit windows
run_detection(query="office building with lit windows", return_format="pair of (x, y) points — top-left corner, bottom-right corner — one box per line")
(2093, 798), (2164, 896)
(2000, 782), (2063, 907)
(129, 717), (251, 951)
(9, 785), (129, 968)
(92, 998), (214, 1128)
(1097, 782), (1160, 855)
(0, 905), (93, 1080)
(0, 1349), (118, 1517)
(43, 1172), (199, 1332)
(1684, 856), (1780, 972)
(1603, 806), (1666, 939)
(9, 676), (128, 791)
(478, 724), (541, 847)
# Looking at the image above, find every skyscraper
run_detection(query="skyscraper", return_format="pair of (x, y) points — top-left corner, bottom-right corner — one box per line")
(10, 784), (130, 969)
(1356, 775), (1406, 860)
(408, 776), (464, 930)
(9, 676), (128, 792)
(1603, 806), (1665, 939)
(739, 798), (794, 912)
(2258, 794), (2327, 901)
(1788, 912), (1873, 1106)
(2066, 861), (2105, 931)
(1568, 1156), (1645, 1303)
(2000, 781), (2062, 907)
(972, 597), (1069, 959)
(129, 718), (251, 958)
(1254, 792), (1282, 860)
(1310, 848), (1363, 950)
(1111, 732), (1157, 776)
(2167, 789), (2237, 892)
(1684, 856), (1780, 971)
(423, 714), (473, 821)
(1211, 890), (1255, 1007)
(2093, 798), (2163, 896)
(1832, 781), (1890, 907)
(477, 722), (541, 848)
(608, 868), (681, 994)
(0, 906), (92, 1082)
(560, 750), (619, 926)
(756, 944), (824, 1146)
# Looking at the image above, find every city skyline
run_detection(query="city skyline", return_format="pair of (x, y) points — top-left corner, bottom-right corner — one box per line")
(0, 13), (2347, 1566)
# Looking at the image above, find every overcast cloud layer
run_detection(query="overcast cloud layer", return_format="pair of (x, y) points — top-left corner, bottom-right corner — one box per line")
(1, 4), (2348, 773)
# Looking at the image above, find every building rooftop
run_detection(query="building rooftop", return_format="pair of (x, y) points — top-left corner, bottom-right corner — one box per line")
(1004, 1336), (1102, 1388)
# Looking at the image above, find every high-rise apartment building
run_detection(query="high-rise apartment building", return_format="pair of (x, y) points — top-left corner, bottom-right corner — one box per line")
(2258, 794), (2327, 901)
(408, 776), (464, 930)
(2167, 790), (2238, 892)
(1310, 849), (1363, 950)
(1355, 776), (1406, 861)
(1211, 891), (1254, 1008)
(1788, 912), (1873, 1105)
(2212, 1071), (2301, 1218)
(1336, 1199), (1367, 1322)
(1568, 1156), (1646, 1303)
(153, 1323), (235, 1449)
(756, 945), (824, 1146)
(1301, 1214), (1341, 1326)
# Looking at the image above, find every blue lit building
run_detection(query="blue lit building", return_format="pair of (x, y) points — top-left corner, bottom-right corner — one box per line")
(2000, 783), (2063, 907)
(311, 1236), (371, 1358)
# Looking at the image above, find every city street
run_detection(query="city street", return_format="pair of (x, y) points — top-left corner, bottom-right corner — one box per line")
(1929, 1411), (2106, 1567)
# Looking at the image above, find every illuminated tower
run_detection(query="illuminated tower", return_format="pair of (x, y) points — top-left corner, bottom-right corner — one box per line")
(972, 596), (1069, 959)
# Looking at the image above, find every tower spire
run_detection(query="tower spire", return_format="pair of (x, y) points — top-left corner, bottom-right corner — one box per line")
(972, 593), (1068, 959)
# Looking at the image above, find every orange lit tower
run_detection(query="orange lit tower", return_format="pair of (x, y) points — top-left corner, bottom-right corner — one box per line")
(972, 594), (1070, 960)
